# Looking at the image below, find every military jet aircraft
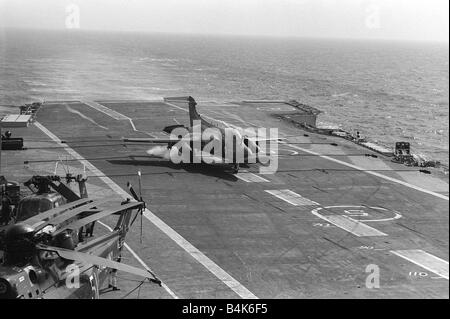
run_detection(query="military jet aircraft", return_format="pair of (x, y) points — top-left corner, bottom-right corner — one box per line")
(123, 96), (281, 173)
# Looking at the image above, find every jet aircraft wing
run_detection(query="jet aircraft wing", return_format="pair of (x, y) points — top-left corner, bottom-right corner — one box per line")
(123, 134), (204, 144)
(122, 137), (180, 144)
(247, 137), (285, 143)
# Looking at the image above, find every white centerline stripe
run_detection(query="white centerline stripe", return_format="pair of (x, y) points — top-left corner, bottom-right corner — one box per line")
(317, 215), (388, 237)
(391, 250), (449, 280)
(97, 221), (178, 299)
(235, 172), (270, 183)
(34, 121), (257, 299)
(265, 189), (319, 206)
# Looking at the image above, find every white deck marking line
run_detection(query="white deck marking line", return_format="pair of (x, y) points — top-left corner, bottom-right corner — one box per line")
(165, 101), (448, 201)
(391, 250), (449, 280)
(34, 121), (257, 299)
(81, 100), (130, 121)
(317, 215), (388, 237)
(311, 207), (388, 237)
(81, 100), (156, 136)
(265, 189), (319, 206)
(128, 118), (137, 132)
(97, 221), (178, 299)
(284, 142), (449, 201)
(235, 172), (270, 183)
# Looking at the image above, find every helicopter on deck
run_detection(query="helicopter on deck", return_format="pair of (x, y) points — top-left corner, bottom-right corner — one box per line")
(1, 173), (93, 239)
(0, 173), (161, 299)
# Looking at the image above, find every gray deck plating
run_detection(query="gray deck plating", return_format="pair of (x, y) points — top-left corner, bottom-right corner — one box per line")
(3, 99), (448, 298)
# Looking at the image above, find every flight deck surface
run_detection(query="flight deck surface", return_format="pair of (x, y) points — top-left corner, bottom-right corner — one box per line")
(3, 99), (449, 298)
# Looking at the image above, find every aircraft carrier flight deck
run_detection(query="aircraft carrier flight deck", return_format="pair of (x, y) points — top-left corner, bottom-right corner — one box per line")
(2, 98), (448, 299)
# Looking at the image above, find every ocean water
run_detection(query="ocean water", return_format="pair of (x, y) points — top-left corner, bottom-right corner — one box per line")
(0, 29), (448, 166)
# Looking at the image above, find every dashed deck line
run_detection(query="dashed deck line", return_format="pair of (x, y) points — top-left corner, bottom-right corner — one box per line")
(391, 250), (449, 280)
(265, 189), (319, 206)
(315, 214), (388, 237)
(235, 171), (270, 183)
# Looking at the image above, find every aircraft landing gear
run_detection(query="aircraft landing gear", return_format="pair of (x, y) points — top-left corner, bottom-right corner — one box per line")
(232, 163), (239, 174)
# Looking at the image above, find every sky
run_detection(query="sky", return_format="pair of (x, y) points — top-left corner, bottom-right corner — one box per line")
(0, 0), (448, 42)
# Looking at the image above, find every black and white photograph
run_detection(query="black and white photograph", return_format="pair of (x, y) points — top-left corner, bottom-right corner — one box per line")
(0, 0), (448, 305)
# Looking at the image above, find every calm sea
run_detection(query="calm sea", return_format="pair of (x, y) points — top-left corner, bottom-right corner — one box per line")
(1, 29), (448, 166)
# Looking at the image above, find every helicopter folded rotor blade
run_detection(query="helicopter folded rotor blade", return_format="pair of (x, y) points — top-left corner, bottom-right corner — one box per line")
(23, 198), (93, 227)
(32, 197), (115, 232)
(52, 201), (144, 236)
(37, 244), (160, 284)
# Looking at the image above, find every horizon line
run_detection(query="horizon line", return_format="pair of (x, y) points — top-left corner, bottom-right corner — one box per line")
(2, 26), (449, 45)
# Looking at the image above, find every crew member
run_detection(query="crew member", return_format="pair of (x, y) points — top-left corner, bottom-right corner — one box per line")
(0, 196), (12, 226)
(109, 255), (121, 291)
(85, 221), (95, 237)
